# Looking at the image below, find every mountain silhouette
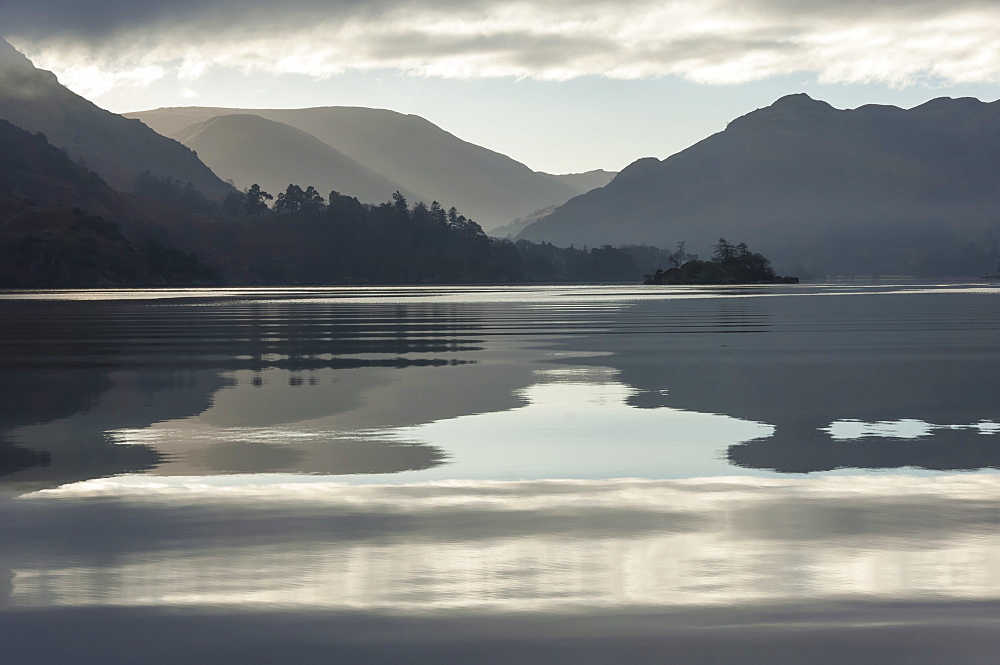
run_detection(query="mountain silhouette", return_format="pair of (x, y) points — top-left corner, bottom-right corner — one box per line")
(0, 115), (212, 233)
(0, 38), (232, 200)
(518, 93), (1000, 277)
(546, 169), (617, 194)
(0, 119), (221, 286)
(128, 106), (614, 229)
(177, 114), (422, 205)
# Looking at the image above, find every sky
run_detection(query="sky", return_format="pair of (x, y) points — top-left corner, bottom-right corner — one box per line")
(4, 0), (1000, 174)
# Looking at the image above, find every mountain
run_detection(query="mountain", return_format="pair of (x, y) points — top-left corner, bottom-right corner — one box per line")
(518, 94), (1000, 277)
(0, 38), (232, 200)
(0, 116), (183, 228)
(176, 114), (421, 204)
(489, 205), (559, 239)
(0, 119), (220, 287)
(488, 171), (615, 238)
(0, 113), (631, 288)
(546, 169), (616, 193)
(128, 106), (612, 230)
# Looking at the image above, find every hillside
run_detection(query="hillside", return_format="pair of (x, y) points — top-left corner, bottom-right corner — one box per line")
(0, 116), (167, 229)
(0, 38), (232, 200)
(177, 114), (421, 204)
(128, 106), (612, 229)
(0, 203), (220, 287)
(0, 118), (221, 286)
(518, 94), (1000, 277)
(0, 116), (642, 287)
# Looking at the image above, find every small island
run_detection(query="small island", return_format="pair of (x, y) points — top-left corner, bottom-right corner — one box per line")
(644, 238), (798, 285)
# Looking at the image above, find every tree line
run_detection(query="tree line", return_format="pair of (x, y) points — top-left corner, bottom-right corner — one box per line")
(131, 174), (707, 284)
(199, 182), (681, 284)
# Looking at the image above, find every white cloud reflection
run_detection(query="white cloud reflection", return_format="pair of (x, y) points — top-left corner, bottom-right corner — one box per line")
(825, 419), (1000, 440)
(11, 474), (1000, 611)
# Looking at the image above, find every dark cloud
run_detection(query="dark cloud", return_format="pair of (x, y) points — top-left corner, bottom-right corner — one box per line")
(0, 0), (988, 39)
(1, 0), (375, 39)
(4, 0), (1000, 89)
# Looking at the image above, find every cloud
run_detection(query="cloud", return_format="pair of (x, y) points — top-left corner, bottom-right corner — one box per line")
(4, 0), (1000, 92)
(50, 63), (166, 99)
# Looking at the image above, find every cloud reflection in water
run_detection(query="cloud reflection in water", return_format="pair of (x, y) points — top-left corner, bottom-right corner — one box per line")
(7, 474), (1000, 611)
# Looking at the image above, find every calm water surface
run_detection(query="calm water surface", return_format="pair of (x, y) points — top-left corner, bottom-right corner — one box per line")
(2, 283), (1000, 663)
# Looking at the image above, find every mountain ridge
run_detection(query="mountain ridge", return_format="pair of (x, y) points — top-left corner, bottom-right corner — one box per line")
(0, 38), (232, 200)
(0, 119), (221, 287)
(177, 114), (422, 204)
(518, 93), (1000, 276)
(128, 105), (615, 229)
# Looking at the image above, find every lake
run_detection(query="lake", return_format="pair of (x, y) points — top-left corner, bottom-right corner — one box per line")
(2, 282), (1000, 663)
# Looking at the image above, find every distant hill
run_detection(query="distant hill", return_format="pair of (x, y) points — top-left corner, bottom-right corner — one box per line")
(177, 114), (421, 205)
(0, 38), (232, 200)
(545, 169), (616, 193)
(128, 106), (614, 230)
(518, 94), (1000, 277)
(488, 170), (616, 238)
(489, 205), (559, 239)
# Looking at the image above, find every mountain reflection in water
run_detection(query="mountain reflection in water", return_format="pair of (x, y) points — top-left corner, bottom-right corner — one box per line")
(2, 284), (1000, 663)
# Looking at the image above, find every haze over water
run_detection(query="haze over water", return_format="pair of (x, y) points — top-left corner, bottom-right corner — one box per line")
(2, 282), (1000, 663)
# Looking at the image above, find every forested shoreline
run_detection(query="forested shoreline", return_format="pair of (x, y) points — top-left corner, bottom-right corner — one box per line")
(124, 177), (678, 285)
(1, 162), (680, 286)
(0, 116), (750, 288)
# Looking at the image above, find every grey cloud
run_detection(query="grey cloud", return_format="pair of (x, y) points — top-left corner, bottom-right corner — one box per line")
(4, 0), (1000, 93)
(744, 0), (993, 18)
(640, 36), (801, 64)
(0, 0), (529, 42)
(364, 31), (619, 68)
(0, 0), (987, 38)
(0, 0), (376, 39)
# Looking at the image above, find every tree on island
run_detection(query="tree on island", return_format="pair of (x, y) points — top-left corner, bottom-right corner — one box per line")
(644, 238), (798, 285)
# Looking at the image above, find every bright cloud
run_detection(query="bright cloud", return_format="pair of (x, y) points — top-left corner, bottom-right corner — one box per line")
(5, 0), (1000, 91)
